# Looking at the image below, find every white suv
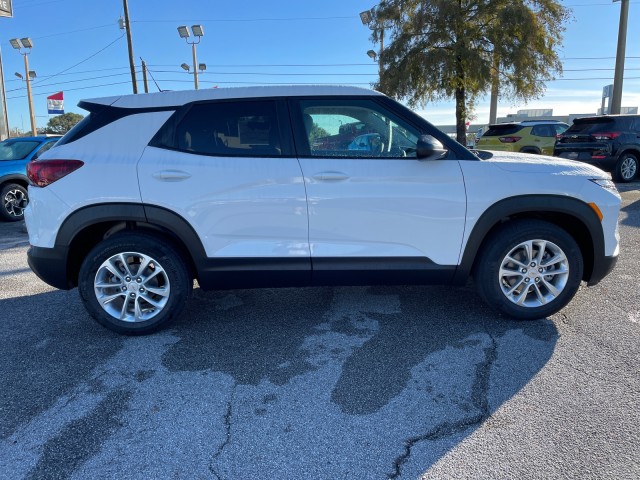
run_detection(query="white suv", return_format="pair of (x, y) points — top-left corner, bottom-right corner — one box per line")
(24, 86), (621, 334)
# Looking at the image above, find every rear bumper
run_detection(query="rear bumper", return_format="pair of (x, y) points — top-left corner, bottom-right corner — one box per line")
(27, 245), (72, 290)
(587, 253), (618, 286)
(554, 144), (617, 171)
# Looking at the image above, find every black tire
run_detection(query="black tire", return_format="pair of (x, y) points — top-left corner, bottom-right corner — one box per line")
(0, 183), (28, 222)
(78, 232), (192, 335)
(613, 152), (638, 183)
(474, 219), (583, 320)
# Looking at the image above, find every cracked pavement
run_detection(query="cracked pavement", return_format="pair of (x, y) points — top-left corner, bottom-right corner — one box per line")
(0, 183), (638, 479)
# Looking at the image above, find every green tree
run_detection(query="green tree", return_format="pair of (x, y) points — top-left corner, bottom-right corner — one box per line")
(370, 0), (570, 143)
(45, 112), (84, 135)
(309, 123), (330, 143)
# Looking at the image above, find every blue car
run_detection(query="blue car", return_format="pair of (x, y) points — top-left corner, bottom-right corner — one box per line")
(0, 136), (59, 221)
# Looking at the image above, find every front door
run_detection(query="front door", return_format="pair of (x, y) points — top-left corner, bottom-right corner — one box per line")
(290, 97), (467, 284)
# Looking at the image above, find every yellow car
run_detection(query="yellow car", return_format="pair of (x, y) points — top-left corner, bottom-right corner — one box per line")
(476, 121), (568, 155)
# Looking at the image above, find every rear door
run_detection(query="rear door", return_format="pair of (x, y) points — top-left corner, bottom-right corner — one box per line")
(137, 98), (311, 285)
(289, 97), (467, 284)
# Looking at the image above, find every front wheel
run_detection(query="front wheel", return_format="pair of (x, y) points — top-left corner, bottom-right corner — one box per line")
(474, 220), (583, 320)
(613, 153), (638, 183)
(78, 232), (192, 335)
(1, 183), (28, 222)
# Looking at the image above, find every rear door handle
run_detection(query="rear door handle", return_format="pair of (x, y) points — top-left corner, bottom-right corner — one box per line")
(311, 171), (350, 181)
(152, 170), (192, 182)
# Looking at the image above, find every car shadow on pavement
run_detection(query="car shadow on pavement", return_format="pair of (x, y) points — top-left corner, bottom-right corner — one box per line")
(163, 283), (558, 478)
(0, 282), (557, 479)
(620, 197), (640, 228)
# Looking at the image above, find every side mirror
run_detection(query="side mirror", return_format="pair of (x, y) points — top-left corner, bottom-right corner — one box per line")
(416, 135), (447, 160)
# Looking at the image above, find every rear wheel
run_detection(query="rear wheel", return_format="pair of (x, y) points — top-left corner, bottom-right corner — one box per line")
(613, 153), (638, 183)
(78, 232), (192, 335)
(475, 220), (583, 320)
(0, 183), (28, 222)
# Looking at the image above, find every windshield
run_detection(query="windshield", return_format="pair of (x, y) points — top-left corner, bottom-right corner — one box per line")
(0, 140), (40, 160)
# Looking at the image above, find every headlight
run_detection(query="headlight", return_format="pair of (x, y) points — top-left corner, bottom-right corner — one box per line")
(589, 178), (618, 192)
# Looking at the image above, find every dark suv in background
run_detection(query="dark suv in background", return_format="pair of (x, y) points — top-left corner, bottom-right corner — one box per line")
(554, 115), (640, 182)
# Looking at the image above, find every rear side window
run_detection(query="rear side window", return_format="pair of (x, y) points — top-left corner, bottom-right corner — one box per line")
(160, 100), (282, 157)
(483, 125), (524, 136)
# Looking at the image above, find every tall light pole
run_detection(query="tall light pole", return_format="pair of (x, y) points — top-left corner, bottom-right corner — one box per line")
(177, 25), (204, 90)
(610, 0), (629, 114)
(361, 9), (384, 79)
(9, 38), (37, 136)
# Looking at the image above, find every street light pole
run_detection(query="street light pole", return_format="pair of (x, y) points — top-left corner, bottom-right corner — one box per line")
(610, 0), (629, 115)
(9, 38), (37, 136)
(177, 25), (204, 90)
(23, 54), (36, 136)
(191, 42), (199, 90)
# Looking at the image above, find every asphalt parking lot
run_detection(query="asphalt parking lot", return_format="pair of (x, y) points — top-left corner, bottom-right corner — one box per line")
(0, 184), (638, 479)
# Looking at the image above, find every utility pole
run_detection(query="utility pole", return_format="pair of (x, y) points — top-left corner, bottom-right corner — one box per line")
(141, 58), (149, 93)
(122, 0), (138, 94)
(610, 0), (629, 114)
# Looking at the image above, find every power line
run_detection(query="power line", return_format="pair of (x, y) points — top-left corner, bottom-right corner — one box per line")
(132, 16), (355, 24)
(6, 81), (136, 100)
(6, 72), (136, 93)
(30, 35), (125, 87)
(147, 63), (378, 68)
(33, 24), (116, 40)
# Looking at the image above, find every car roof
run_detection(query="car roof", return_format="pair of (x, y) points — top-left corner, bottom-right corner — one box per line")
(81, 85), (383, 110)
(488, 120), (567, 128)
(573, 114), (640, 122)
(2, 136), (58, 142)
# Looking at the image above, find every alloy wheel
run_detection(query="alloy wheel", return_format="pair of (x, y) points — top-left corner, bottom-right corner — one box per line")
(3, 188), (27, 218)
(94, 251), (171, 322)
(498, 239), (570, 307)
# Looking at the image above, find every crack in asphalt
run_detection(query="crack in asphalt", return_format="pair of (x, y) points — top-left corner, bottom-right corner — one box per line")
(209, 383), (237, 480)
(388, 330), (498, 479)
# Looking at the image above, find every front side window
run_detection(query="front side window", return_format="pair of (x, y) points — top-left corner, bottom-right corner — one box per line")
(554, 124), (568, 135)
(531, 124), (555, 137)
(175, 100), (282, 156)
(298, 99), (420, 158)
(33, 141), (56, 159)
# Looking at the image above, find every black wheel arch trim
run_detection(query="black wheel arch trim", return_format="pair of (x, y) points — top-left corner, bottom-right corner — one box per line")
(53, 203), (208, 285)
(56, 203), (206, 257)
(0, 174), (29, 187)
(519, 146), (541, 154)
(615, 146), (640, 161)
(453, 194), (605, 285)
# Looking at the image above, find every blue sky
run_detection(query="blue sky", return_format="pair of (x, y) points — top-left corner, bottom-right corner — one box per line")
(1, 0), (638, 130)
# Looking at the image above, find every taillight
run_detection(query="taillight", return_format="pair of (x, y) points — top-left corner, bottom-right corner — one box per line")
(591, 132), (621, 140)
(499, 136), (522, 143)
(27, 159), (84, 187)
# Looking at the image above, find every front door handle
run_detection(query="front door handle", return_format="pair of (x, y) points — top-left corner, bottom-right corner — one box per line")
(152, 170), (192, 182)
(311, 171), (350, 182)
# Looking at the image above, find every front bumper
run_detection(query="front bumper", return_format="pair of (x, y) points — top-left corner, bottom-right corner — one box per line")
(587, 253), (618, 286)
(27, 245), (73, 290)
